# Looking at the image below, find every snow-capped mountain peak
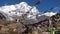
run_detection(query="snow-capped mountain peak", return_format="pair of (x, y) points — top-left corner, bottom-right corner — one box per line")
(0, 2), (40, 21)
(42, 12), (57, 17)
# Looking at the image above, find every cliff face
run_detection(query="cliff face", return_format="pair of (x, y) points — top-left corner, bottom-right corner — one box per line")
(51, 12), (60, 30)
(0, 12), (6, 20)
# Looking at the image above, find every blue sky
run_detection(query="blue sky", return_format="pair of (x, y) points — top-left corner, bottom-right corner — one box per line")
(0, 0), (60, 13)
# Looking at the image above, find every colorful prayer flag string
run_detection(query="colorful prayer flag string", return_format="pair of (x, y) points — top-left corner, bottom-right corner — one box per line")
(33, 0), (40, 6)
(30, 0), (40, 10)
